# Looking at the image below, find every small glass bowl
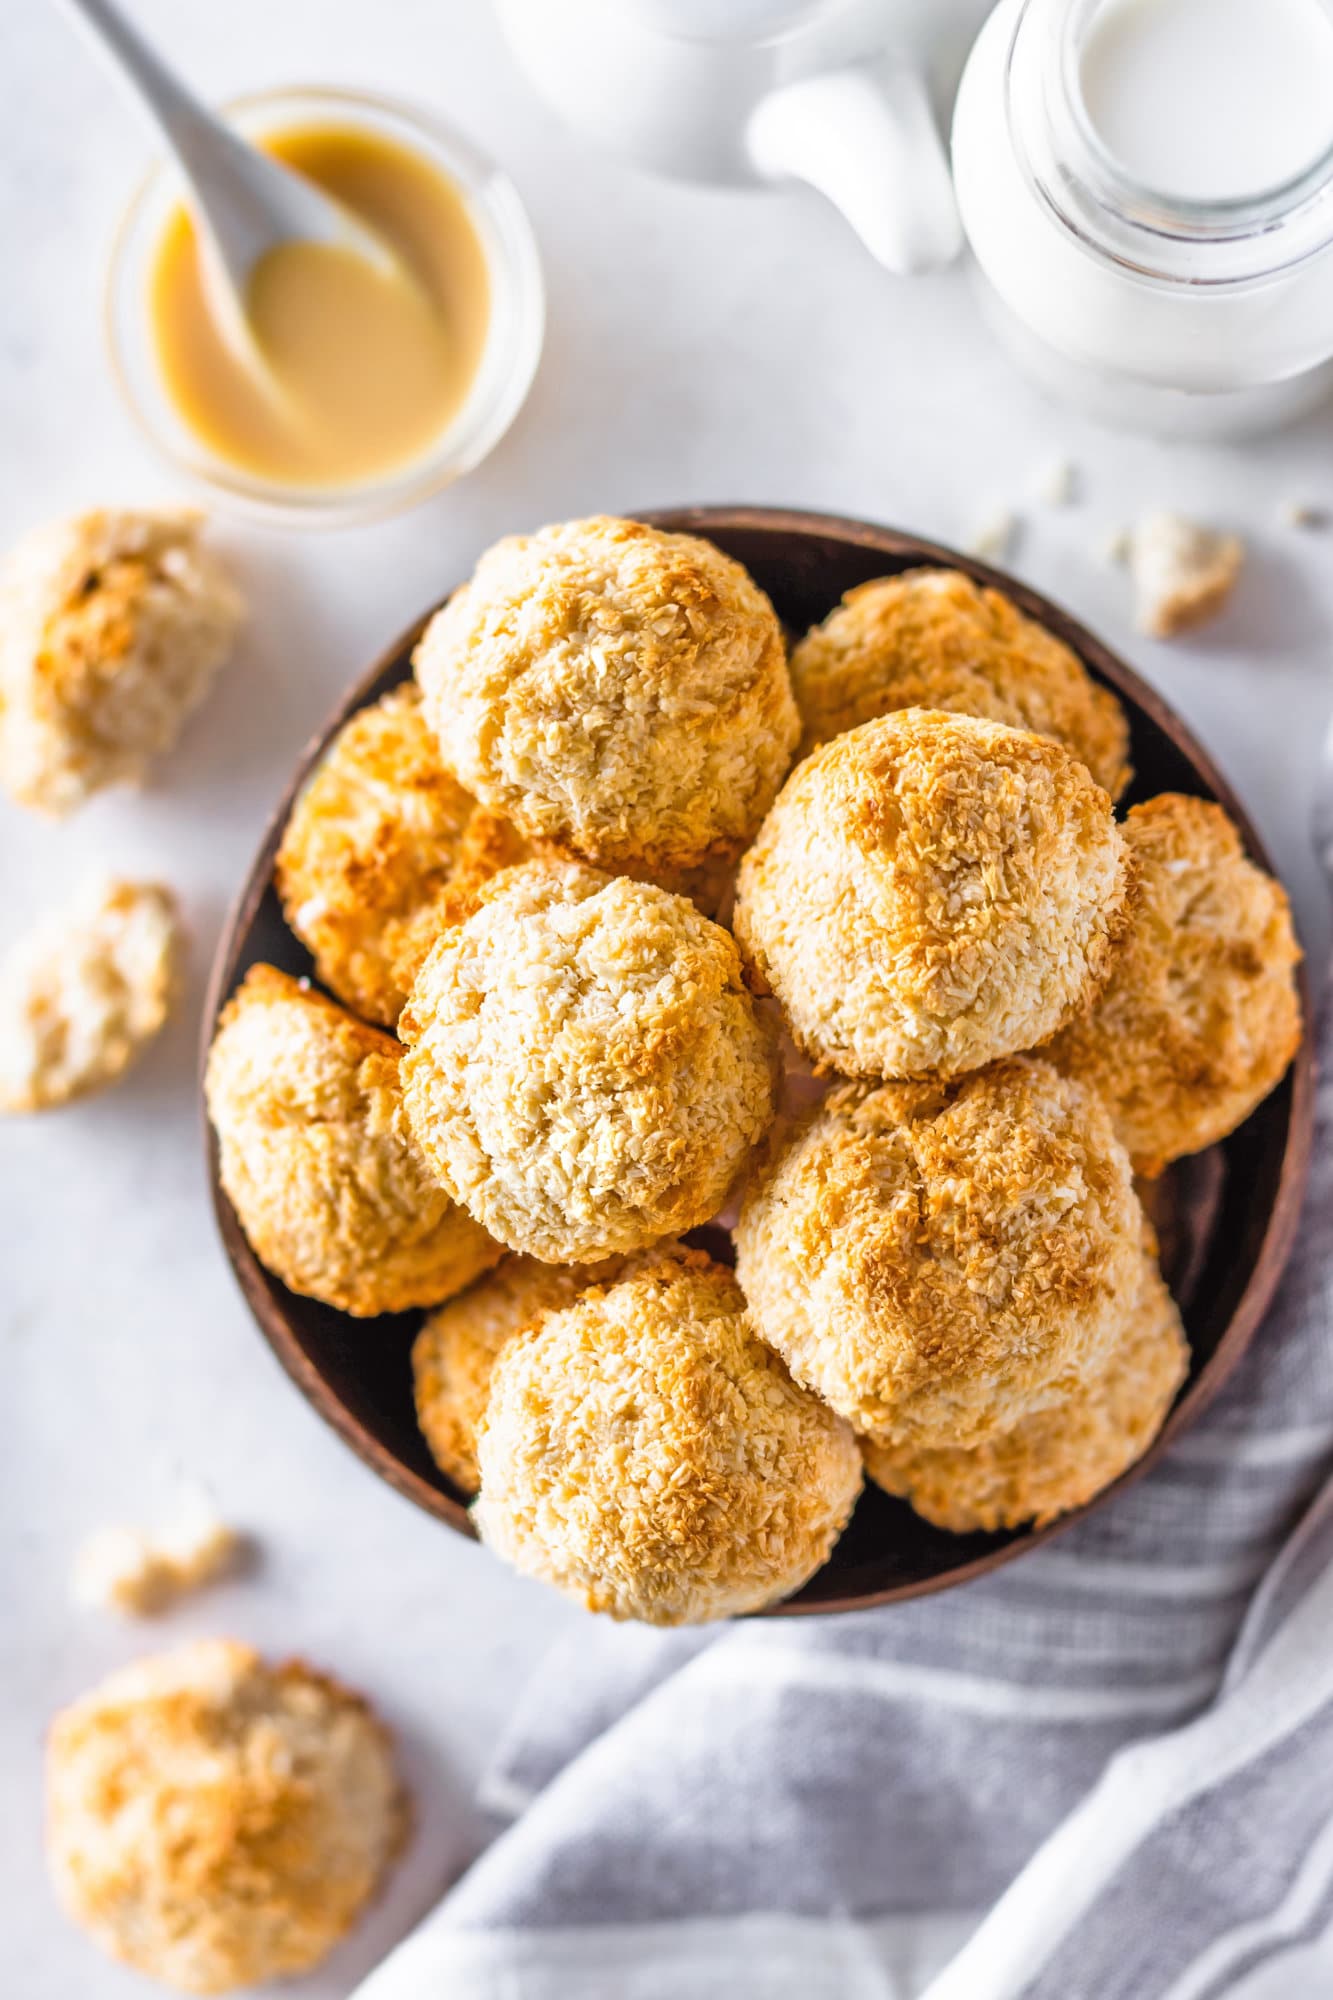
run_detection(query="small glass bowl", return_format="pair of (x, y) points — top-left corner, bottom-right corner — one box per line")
(105, 86), (545, 528)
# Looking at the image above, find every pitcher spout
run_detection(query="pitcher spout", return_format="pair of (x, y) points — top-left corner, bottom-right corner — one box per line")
(746, 61), (963, 274)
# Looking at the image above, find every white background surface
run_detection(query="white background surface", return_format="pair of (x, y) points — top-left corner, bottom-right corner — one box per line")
(2, 4), (1331, 1996)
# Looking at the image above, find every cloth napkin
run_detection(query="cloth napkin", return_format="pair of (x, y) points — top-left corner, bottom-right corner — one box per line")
(357, 993), (1333, 2000)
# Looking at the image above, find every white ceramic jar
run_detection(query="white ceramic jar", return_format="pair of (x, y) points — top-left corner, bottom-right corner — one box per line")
(951, 0), (1333, 437)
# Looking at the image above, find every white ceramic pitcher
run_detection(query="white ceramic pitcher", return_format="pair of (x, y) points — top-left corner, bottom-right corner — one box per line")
(494, 0), (995, 275)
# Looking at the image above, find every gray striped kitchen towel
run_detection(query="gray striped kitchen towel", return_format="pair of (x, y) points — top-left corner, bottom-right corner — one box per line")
(357, 990), (1333, 2000)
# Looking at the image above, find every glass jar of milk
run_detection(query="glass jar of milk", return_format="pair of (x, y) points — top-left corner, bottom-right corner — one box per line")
(951, 0), (1333, 437)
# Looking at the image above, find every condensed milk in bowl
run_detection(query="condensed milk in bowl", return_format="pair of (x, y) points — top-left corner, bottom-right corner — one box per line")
(106, 88), (544, 525)
(951, 0), (1333, 436)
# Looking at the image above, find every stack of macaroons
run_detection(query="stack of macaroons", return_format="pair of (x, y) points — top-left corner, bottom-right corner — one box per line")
(207, 516), (1303, 1625)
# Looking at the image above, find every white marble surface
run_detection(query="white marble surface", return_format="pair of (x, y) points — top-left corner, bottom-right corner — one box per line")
(2, 4), (1331, 1995)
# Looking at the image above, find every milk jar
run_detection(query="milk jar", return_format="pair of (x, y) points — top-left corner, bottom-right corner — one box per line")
(951, 0), (1333, 437)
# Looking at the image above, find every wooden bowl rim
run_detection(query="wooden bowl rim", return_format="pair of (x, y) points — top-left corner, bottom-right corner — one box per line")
(202, 504), (1316, 1614)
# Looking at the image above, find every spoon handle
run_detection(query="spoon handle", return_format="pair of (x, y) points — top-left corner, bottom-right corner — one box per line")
(52, 0), (360, 287)
(57, 0), (229, 161)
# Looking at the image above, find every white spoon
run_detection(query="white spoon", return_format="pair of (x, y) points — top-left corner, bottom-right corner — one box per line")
(56, 0), (400, 357)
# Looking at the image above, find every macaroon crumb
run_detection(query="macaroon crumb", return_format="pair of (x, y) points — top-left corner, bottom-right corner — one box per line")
(966, 507), (1019, 564)
(1130, 511), (1244, 638)
(71, 1489), (245, 1617)
(0, 507), (243, 817)
(1033, 457), (1077, 508)
(0, 879), (180, 1114)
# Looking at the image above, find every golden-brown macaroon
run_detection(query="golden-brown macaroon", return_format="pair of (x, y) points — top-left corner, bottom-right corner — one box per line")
(0, 878), (180, 1113)
(412, 515), (798, 875)
(789, 568), (1131, 797)
(0, 508), (243, 816)
(735, 1056), (1145, 1450)
(275, 684), (528, 1027)
(400, 860), (777, 1263)
(413, 1252), (621, 1494)
(473, 1246), (863, 1623)
(733, 708), (1131, 1082)
(862, 1251), (1188, 1531)
(46, 1639), (406, 1994)
(205, 964), (500, 1316)
(1048, 794), (1303, 1176)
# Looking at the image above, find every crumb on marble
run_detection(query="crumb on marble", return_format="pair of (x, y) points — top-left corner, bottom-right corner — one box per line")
(1034, 458), (1077, 507)
(1129, 512), (1244, 639)
(71, 1488), (245, 1616)
(967, 508), (1019, 565)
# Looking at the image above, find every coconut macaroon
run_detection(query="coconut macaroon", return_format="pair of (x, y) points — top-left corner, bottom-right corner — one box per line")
(862, 1251), (1188, 1532)
(473, 1246), (862, 1623)
(413, 515), (798, 876)
(1049, 794), (1302, 1176)
(733, 708), (1130, 1082)
(0, 879), (180, 1114)
(46, 1639), (406, 1994)
(275, 683), (528, 1026)
(735, 1057), (1144, 1450)
(413, 1253), (620, 1494)
(789, 569), (1131, 797)
(400, 861), (777, 1263)
(0, 508), (243, 816)
(206, 965), (500, 1316)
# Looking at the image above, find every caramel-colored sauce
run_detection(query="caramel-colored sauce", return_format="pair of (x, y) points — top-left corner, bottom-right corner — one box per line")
(149, 122), (491, 487)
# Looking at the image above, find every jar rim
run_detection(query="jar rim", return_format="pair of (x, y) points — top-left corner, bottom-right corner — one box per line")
(1006, 0), (1333, 289)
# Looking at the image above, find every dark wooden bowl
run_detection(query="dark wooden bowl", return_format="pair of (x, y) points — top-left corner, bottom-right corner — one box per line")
(204, 507), (1315, 1614)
